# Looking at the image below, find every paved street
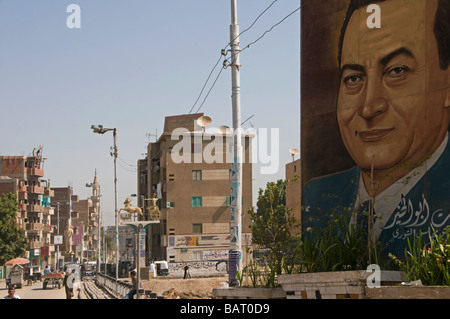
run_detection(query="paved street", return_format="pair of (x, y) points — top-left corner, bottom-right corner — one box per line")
(0, 279), (67, 299)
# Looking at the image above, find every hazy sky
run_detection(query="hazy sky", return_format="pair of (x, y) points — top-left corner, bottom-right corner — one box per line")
(0, 0), (300, 226)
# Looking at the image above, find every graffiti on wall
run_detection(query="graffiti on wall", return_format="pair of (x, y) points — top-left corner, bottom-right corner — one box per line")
(171, 234), (230, 248)
(169, 260), (227, 275)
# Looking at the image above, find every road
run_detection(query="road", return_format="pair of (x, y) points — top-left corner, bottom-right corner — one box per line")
(0, 279), (68, 299)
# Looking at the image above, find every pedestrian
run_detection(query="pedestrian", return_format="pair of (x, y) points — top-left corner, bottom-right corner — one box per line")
(123, 270), (141, 299)
(3, 287), (20, 299)
(63, 269), (76, 299)
(150, 261), (157, 278)
(183, 263), (191, 279)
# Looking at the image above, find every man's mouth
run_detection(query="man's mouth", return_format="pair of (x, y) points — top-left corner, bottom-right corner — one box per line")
(358, 128), (394, 142)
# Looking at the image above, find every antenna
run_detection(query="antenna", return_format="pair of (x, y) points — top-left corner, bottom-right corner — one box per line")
(289, 148), (300, 162)
(146, 130), (157, 142)
(197, 115), (212, 132)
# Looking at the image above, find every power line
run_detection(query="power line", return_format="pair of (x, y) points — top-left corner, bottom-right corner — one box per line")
(188, 55), (223, 114)
(241, 6), (300, 52)
(188, 0), (281, 114)
(118, 160), (137, 173)
(194, 65), (225, 114)
(191, 5), (300, 114)
(225, 0), (279, 51)
(118, 157), (136, 168)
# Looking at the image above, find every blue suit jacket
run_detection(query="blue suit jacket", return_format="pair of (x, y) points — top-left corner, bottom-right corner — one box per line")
(303, 140), (450, 257)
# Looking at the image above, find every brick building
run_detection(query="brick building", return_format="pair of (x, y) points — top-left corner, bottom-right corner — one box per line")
(137, 113), (253, 265)
(0, 148), (55, 267)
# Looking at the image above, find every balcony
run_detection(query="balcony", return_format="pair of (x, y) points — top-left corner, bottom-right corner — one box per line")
(44, 188), (54, 197)
(26, 168), (44, 177)
(43, 225), (53, 233)
(18, 191), (28, 200)
(27, 204), (44, 213)
(26, 223), (44, 231)
(43, 207), (54, 216)
(27, 186), (45, 194)
(28, 241), (43, 250)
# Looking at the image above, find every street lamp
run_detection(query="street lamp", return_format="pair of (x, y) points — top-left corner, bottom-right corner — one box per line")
(91, 125), (119, 283)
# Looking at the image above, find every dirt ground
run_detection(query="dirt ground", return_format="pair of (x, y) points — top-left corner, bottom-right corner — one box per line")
(142, 275), (229, 299)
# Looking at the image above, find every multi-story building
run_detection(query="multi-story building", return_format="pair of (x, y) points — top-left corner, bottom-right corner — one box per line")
(137, 113), (253, 267)
(0, 148), (55, 268)
(86, 171), (101, 267)
(50, 186), (79, 266)
(51, 175), (100, 267)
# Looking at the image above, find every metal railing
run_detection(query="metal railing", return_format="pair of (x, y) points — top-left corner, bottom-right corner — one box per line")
(96, 272), (159, 299)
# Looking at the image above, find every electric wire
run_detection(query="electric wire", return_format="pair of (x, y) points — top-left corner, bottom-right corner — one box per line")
(190, 4), (300, 115)
(188, 0), (281, 114)
(194, 65), (225, 114)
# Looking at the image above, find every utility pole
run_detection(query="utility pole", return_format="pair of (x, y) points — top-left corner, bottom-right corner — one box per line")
(229, 0), (243, 286)
(56, 202), (60, 270)
(113, 128), (119, 284)
(91, 125), (119, 284)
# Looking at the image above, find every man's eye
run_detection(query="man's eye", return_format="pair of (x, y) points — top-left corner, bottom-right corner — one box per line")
(385, 65), (410, 78)
(343, 74), (364, 87)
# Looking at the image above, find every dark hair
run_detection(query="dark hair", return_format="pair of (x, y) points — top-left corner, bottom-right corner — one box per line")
(130, 271), (136, 276)
(338, 0), (450, 70)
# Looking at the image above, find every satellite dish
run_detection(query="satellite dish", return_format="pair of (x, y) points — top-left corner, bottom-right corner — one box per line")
(197, 115), (212, 132)
(289, 148), (300, 161)
(218, 125), (231, 134)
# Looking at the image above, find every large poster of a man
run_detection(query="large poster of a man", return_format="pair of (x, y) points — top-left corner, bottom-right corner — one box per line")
(301, 0), (450, 256)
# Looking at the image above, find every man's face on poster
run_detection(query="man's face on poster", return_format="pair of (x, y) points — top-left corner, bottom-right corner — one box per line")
(337, 0), (450, 172)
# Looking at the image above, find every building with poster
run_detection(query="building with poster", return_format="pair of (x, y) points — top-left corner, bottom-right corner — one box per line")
(301, 0), (450, 256)
(137, 113), (253, 266)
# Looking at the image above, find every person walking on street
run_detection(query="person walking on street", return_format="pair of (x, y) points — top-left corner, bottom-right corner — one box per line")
(183, 263), (191, 279)
(63, 269), (76, 299)
(150, 261), (157, 279)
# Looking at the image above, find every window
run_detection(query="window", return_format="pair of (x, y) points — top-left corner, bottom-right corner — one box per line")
(192, 250), (203, 261)
(192, 196), (202, 207)
(168, 173), (175, 182)
(166, 201), (175, 208)
(192, 223), (203, 234)
(226, 196), (231, 206)
(192, 170), (202, 180)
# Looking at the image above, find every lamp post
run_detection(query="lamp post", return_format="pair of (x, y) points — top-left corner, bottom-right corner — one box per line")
(91, 125), (119, 283)
(229, 0), (243, 286)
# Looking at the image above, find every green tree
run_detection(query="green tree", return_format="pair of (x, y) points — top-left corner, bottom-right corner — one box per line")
(247, 179), (300, 274)
(0, 193), (27, 265)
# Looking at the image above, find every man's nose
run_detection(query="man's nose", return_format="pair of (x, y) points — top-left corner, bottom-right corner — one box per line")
(358, 79), (388, 120)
